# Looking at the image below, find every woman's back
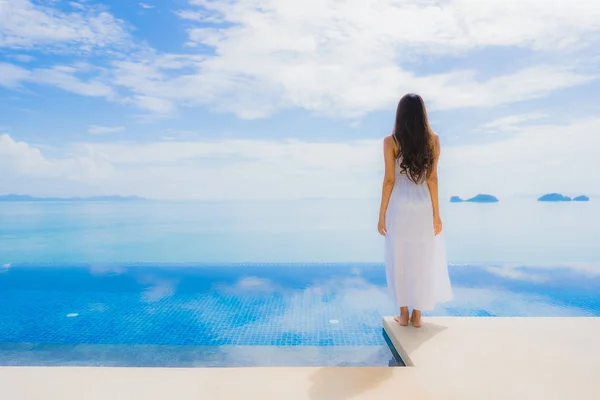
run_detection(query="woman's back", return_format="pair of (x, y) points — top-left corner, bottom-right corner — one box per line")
(391, 132), (439, 189)
(384, 133), (451, 310)
(378, 94), (452, 320)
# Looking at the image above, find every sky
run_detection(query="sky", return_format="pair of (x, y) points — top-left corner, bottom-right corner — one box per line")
(1, 0), (599, 200)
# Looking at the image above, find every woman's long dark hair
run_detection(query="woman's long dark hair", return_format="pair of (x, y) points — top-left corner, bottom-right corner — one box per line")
(392, 93), (435, 184)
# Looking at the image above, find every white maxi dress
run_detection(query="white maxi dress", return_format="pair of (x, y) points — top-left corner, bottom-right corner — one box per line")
(385, 159), (453, 311)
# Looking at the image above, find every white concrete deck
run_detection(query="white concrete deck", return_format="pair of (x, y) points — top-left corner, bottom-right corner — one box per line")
(383, 316), (600, 399)
(1, 317), (599, 399)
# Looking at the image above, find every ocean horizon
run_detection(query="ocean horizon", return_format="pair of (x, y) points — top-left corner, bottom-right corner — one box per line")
(1, 198), (598, 266)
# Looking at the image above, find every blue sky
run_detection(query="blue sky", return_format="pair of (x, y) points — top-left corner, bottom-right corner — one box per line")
(1, 0), (599, 200)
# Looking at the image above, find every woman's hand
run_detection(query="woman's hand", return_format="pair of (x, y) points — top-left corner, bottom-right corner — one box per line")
(434, 214), (442, 236)
(378, 216), (387, 236)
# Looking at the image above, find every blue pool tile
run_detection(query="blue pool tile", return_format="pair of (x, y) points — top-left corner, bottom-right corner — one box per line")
(1, 263), (599, 366)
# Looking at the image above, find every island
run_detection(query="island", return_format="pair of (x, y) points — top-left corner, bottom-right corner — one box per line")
(466, 194), (499, 203)
(573, 195), (590, 202)
(538, 193), (571, 202)
(450, 194), (499, 203)
(0, 194), (145, 202)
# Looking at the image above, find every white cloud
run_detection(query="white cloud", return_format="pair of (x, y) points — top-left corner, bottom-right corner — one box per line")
(88, 126), (125, 135)
(135, 0), (599, 118)
(483, 266), (549, 283)
(1, 0), (598, 119)
(9, 54), (35, 63)
(135, 95), (176, 115)
(213, 276), (391, 339)
(71, 138), (382, 200)
(104, 51), (595, 119)
(0, 62), (117, 100)
(175, 9), (224, 23)
(480, 263), (600, 281)
(435, 287), (595, 317)
(2, 113), (599, 200)
(0, 62), (30, 87)
(137, 275), (178, 302)
(139, 3), (155, 10)
(0, 134), (114, 183)
(426, 66), (596, 110)
(0, 0), (130, 51)
(443, 117), (600, 197)
(0, 133), (381, 199)
(29, 65), (116, 98)
(479, 113), (548, 133)
(68, 2), (85, 11)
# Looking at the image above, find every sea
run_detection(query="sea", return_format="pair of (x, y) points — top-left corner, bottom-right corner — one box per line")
(1, 198), (599, 368)
(0, 199), (598, 265)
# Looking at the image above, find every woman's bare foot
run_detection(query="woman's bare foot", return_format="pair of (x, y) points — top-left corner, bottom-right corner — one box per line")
(410, 310), (422, 328)
(394, 307), (409, 326)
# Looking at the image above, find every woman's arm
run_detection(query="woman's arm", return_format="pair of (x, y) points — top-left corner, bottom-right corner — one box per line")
(427, 134), (442, 235)
(378, 136), (397, 236)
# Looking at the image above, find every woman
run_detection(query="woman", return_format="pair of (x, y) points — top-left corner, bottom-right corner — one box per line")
(378, 93), (452, 328)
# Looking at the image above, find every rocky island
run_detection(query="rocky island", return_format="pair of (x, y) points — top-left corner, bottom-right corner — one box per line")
(537, 193), (572, 202)
(573, 195), (590, 202)
(450, 194), (499, 203)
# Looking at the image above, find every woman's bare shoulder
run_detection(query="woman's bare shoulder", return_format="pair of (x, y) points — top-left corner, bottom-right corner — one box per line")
(383, 135), (399, 153)
(430, 132), (441, 156)
(384, 134), (399, 146)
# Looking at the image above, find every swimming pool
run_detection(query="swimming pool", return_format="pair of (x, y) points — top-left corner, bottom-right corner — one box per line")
(0, 263), (598, 367)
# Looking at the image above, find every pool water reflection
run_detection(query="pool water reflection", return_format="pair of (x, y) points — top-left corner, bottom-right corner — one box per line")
(0, 263), (598, 367)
